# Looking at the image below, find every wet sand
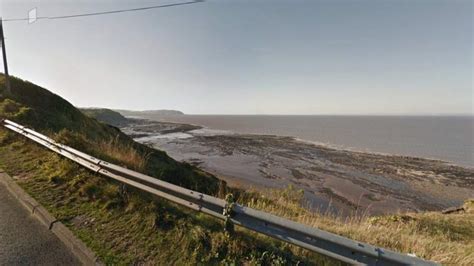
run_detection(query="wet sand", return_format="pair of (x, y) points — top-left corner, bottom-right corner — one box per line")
(121, 119), (474, 215)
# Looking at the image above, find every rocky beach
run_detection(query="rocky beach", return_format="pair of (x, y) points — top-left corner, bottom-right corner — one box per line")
(121, 118), (474, 215)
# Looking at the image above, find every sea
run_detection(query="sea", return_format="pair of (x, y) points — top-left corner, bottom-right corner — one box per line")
(133, 115), (474, 168)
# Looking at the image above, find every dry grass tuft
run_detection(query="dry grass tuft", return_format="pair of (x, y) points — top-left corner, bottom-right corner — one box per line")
(97, 136), (150, 171)
(241, 186), (474, 265)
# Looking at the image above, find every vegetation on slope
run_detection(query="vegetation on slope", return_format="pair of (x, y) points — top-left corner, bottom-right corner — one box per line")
(0, 75), (218, 193)
(0, 134), (322, 264)
(239, 188), (474, 265)
(0, 75), (472, 265)
(80, 108), (130, 127)
(0, 75), (324, 265)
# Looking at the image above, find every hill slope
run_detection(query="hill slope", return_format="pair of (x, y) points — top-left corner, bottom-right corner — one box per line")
(0, 75), (322, 264)
(0, 75), (219, 193)
(80, 108), (130, 127)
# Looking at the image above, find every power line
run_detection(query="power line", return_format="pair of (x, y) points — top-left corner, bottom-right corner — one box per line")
(2, 0), (204, 22)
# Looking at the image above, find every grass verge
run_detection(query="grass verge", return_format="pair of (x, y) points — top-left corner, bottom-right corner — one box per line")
(0, 128), (335, 265)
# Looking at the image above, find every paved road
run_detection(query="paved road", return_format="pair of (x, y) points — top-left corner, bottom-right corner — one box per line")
(0, 181), (80, 266)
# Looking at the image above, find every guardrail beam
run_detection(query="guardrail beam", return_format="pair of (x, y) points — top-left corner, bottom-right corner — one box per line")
(1, 119), (438, 266)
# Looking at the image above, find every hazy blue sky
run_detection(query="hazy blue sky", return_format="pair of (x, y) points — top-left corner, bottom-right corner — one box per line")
(1, 0), (472, 114)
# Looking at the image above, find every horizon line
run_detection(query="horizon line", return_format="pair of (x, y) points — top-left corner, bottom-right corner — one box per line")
(80, 106), (474, 117)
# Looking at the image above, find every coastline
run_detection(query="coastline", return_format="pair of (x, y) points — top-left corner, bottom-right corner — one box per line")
(292, 137), (473, 170)
(135, 114), (474, 167)
(121, 117), (474, 215)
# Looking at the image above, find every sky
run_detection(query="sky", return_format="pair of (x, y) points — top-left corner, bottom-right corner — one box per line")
(0, 0), (472, 115)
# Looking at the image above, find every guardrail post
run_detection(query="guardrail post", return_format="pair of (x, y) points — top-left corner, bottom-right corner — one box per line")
(223, 194), (235, 235)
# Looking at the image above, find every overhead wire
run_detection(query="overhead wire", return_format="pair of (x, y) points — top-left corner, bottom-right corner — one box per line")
(1, 0), (203, 22)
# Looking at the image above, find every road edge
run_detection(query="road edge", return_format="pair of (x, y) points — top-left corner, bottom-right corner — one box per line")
(0, 170), (100, 266)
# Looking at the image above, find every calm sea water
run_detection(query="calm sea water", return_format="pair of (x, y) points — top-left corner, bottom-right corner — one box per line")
(138, 115), (474, 167)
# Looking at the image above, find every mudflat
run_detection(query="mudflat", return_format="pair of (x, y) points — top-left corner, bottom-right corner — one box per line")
(122, 119), (474, 215)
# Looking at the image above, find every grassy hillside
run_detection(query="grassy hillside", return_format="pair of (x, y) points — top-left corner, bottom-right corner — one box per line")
(0, 74), (472, 265)
(80, 108), (130, 127)
(0, 74), (322, 265)
(0, 75), (219, 193)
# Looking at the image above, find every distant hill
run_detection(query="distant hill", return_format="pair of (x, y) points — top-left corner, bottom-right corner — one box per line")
(80, 108), (129, 127)
(115, 109), (184, 117)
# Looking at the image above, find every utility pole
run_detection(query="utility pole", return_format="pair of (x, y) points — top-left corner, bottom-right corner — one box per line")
(0, 18), (11, 94)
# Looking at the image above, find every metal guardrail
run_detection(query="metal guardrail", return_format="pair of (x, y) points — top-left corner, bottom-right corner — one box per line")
(2, 119), (437, 265)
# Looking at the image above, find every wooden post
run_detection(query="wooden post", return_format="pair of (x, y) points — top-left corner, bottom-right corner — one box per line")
(0, 18), (11, 94)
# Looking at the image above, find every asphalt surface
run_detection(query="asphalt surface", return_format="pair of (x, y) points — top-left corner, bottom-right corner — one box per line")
(0, 181), (80, 266)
